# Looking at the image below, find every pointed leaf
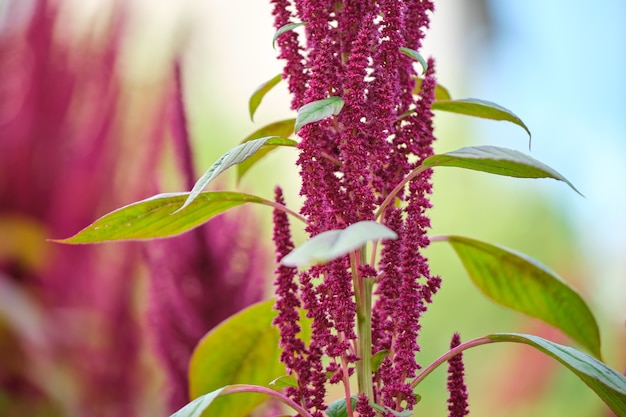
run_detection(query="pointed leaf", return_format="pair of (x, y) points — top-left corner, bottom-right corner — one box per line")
(439, 236), (602, 358)
(171, 387), (226, 417)
(486, 333), (626, 416)
(422, 145), (581, 195)
(399, 47), (428, 74)
(189, 300), (284, 417)
(269, 375), (298, 389)
(180, 136), (295, 211)
(249, 74), (282, 121)
(237, 119), (297, 182)
(432, 98), (531, 138)
(326, 396), (358, 417)
(281, 221), (397, 267)
(273, 22), (307, 49)
(294, 97), (344, 133)
(53, 192), (269, 243)
(371, 350), (389, 373)
(413, 77), (451, 100)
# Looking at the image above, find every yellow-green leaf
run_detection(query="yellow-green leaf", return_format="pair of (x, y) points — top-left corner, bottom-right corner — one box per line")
(237, 119), (296, 182)
(189, 300), (284, 417)
(413, 77), (451, 100)
(432, 98), (531, 138)
(422, 146), (582, 195)
(486, 333), (626, 416)
(249, 74), (282, 121)
(53, 192), (269, 243)
(439, 236), (602, 358)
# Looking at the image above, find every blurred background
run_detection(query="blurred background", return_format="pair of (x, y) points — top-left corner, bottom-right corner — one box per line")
(0, 0), (624, 416)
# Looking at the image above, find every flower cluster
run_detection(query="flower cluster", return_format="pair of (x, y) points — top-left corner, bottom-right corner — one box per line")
(447, 333), (470, 417)
(270, 0), (445, 415)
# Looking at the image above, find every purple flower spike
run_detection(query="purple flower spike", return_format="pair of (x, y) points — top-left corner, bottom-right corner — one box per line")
(272, 1), (438, 415)
(447, 333), (470, 417)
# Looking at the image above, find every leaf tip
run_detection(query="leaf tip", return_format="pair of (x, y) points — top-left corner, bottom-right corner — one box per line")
(399, 47), (428, 74)
(46, 237), (72, 245)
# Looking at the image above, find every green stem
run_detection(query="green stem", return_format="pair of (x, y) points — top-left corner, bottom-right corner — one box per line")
(352, 249), (375, 402)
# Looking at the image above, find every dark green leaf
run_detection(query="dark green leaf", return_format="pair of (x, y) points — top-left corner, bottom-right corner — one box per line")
(269, 375), (298, 389)
(249, 74), (282, 121)
(53, 192), (268, 243)
(432, 98), (531, 138)
(439, 236), (601, 358)
(399, 47), (428, 74)
(413, 77), (451, 100)
(171, 387), (225, 417)
(180, 136), (295, 211)
(189, 300), (284, 417)
(281, 221), (397, 267)
(237, 119), (297, 182)
(422, 146), (581, 195)
(273, 22), (307, 49)
(487, 333), (626, 416)
(326, 396), (358, 417)
(294, 97), (344, 133)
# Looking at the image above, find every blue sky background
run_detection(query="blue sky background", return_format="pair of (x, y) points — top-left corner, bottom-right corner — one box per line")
(474, 1), (626, 312)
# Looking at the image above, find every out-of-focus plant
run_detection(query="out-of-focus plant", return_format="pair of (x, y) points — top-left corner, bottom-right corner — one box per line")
(0, 1), (266, 415)
(0, 3), (155, 415)
(56, 1), (626, 417)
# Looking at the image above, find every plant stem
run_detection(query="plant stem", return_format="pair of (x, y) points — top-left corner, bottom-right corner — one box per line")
(222, 384), (314, 417)
(409, 336), (495, 389)
(261, 200), (307, 224)
(375, 165), (428, 220)
(352, 249), (375, 402)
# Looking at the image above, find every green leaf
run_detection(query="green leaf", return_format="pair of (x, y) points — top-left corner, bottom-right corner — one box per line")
(273, 22), (307, 49)
(171, 387), (226, 417)
(269, 375), (298, 389)
(53, 191), (268, 243)
(249, 74), (282, 121)
(487, 333), (626, 416)
(326, 396), (358, 417)
(189, 300), (284, 417)
(180, 136), (295, 211)
(422, 145), (582, 195)
(413, 77), (451, 100)
(237, 119), (297, 182)
(432, 98), (531, 138)
(399, 47), (428, 74)
(281, 221), (397, 267)
(439, 236), (602, 358)
(294, 97), (344, 133)
(371, 350), (389, 373)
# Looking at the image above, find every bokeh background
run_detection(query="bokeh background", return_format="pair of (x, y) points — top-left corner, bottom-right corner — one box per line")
(0, 0), (624, 416)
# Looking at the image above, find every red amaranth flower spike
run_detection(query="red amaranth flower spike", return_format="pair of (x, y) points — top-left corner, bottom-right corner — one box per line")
(447, 333), (470, 417)
(145, 61), (266, 412)
(270, 0), (308, 110)
(272, 187), (309, 405)
(272, 1), (438, 415)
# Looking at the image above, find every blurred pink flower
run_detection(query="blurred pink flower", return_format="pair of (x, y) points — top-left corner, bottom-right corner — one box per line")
(0, 1), (267, 415)
(144, 63), (267, 412)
